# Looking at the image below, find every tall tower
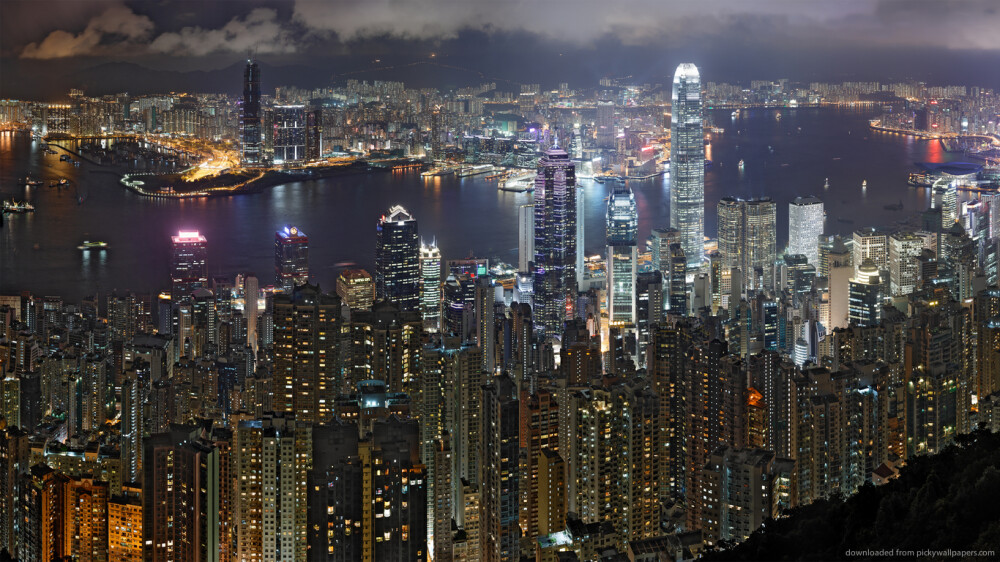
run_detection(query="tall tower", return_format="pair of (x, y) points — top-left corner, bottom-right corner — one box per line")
(518, 204), (534, 273)
(170, 230), (207, 299)
(244, 275), (259, 355)
(670, 63), (705, 268)
(420, 240), (443, 332)
(717, 197), (777, 292)
(480, 374), (519, 562)
(606, 183), (638, 336)
(788, 196), (824, 267)
(275, 225), (309, 292)
(240, 58), (262, 166)
(375, 205), (421, 312)
(533, 146), (578, 338)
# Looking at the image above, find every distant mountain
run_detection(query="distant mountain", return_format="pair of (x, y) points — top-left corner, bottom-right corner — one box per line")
(704, 429), (1000, 561)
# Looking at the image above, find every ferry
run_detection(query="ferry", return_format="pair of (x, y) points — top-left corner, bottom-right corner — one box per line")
(421, 167), (455, 178)
(456, 164), (494, 178)
(23, 177), (42, 187)
(731, 110), (739, 118)
(77, 241), (109, 251)
(824, 177), (830, 189)
(862, 179), (867, 191)
(3, 200), (35, 213)
(738, 159), (745, 170)
(908, 172), (931, 187)
(501, 172), (536, 192)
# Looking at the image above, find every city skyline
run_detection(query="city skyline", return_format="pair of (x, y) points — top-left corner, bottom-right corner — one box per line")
(3, 2), (1000, 561)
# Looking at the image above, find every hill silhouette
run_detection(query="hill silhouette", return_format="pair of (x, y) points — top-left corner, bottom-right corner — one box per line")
(704, 429), (1000, 561)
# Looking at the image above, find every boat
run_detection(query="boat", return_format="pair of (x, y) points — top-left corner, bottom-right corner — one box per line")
(2, 200), (35, 213)
(862, 179), (867, 191)
(738, 159), (745, 170)
(731, 110), (739, 118)
(421, 167), (455, 177)
(456, 164), (494, 178)
(24, 177), (42, 187)
(824, 177), (830, 189)
(908, 172), (932, 187)
(775, 112), (782, 121)
(59, 154), (71, 161)
(77, 241), (109, 251)
(501, 172), (536, 192)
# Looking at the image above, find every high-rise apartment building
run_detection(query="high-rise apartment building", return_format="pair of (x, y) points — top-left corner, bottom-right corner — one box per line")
(273, 284), (343, 422)
(670, 63), (705, 268)
(376, 205), (421, 313)
(275, 226), (309, 292)
(481, 374), (520, 562)
(533, 146), (578, 338)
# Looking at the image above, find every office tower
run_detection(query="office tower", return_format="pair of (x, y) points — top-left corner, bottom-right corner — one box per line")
(650, 227), (681, 280)
(344, 302), (422, 393)
(273, 284), (343, 422)
(170, 230), (207, 298)
(827, 236), (853, 330)
(852, 227), (888, 277)
(274, 226), (309, 292)
(635, 271), (663, 364)
(336, 268), (375, 311)
(848, 259), (882, 327)
(481, 374), (520, 562)
(595, 101), (615, 148)
(234, 413), (311, 561)
(518, 204), (535, 272)
(533, 146), (578, 338)
(109, 485), (143, 561)
(607, 183), (639, 346)
(889, 232), (924, 296)
(668, 243), (688, 313)
(700, 448), (794, 546)
(670, 63), (705, 268)
(788, 196), (824, 267)
(240, 58), (262, 166)
(143, 425), (220, 561)
(431, 107), (444, 158)
(271, 105), (306, 163)
(718, 197), (777, 292)
(420, 241), (443, 332)
(376, 205), (421, 312)
(309, 417), (427, 561)
(244, 275), (259, 355)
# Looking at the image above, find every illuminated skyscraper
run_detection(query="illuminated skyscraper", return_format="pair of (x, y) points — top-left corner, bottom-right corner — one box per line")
(670, 63), (705, 267)
(244, 275), (259, 355)
(420, 240), (443, 332)
(788, 196), (824, 267)
(240, 58), (262, 166)
(849, 259), (882, 327)
(336, 269), (375, 311)
(889, 232), (924, 296)
(275, 225), (309, 292)
(170, 230), (207, 298)
(375, 205), (421, 313)
(607, 183), (638, 335)
(271, 105), (306, 164)
(518, 204), (534, 273)
(717, 197), (777, 292)
(595, 100), (615, 149)
(533, 146), (578, 338)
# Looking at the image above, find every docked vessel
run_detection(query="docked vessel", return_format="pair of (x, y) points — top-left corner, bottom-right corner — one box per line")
(908, 172), (932, 187)
(77, 241), (109, 251)
(456, 164), (494, 177)
(421, 167), (455, 177)
(501, 172), (536, 192)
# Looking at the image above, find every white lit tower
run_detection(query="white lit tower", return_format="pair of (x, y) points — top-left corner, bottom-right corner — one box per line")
(607, 183), (638, 332)
(533, 145), (578, 338)
(670, 63), (705, 268)
(420, 239), (443, 332)
(788, 196), (824, 267)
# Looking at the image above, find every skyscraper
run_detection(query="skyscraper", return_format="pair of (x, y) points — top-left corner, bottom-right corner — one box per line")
(240, 58), (262, 166)
(518, 204), (534, 273)
(336, 269), (374, 311)
(533, 146), (578, 338)
(420, 240), (443, 332)
(670, 63), (705, 268)
(170, 230), (207, 299)
(244, 275), (259, 354)
(717, 197), (777, 292)
(481, 374), (519, 562)
(849, 259), (882, 327)
(607, 183), (638, 335)
(788, 196), (824, 267)
(274, 225), (309, 292)
(375, 205), (421, 313)
(271, 105), (306, 164)
(595, 100), (615, 149)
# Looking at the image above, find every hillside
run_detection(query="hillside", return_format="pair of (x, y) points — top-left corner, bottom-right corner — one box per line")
(705, 429), (1000, 561)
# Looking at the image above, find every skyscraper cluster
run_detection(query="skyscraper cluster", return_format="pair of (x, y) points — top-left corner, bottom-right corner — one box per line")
(5, 61), (1000, 562)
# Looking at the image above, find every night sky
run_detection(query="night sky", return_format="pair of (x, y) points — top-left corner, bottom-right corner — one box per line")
(3, 0), (1000, 99)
